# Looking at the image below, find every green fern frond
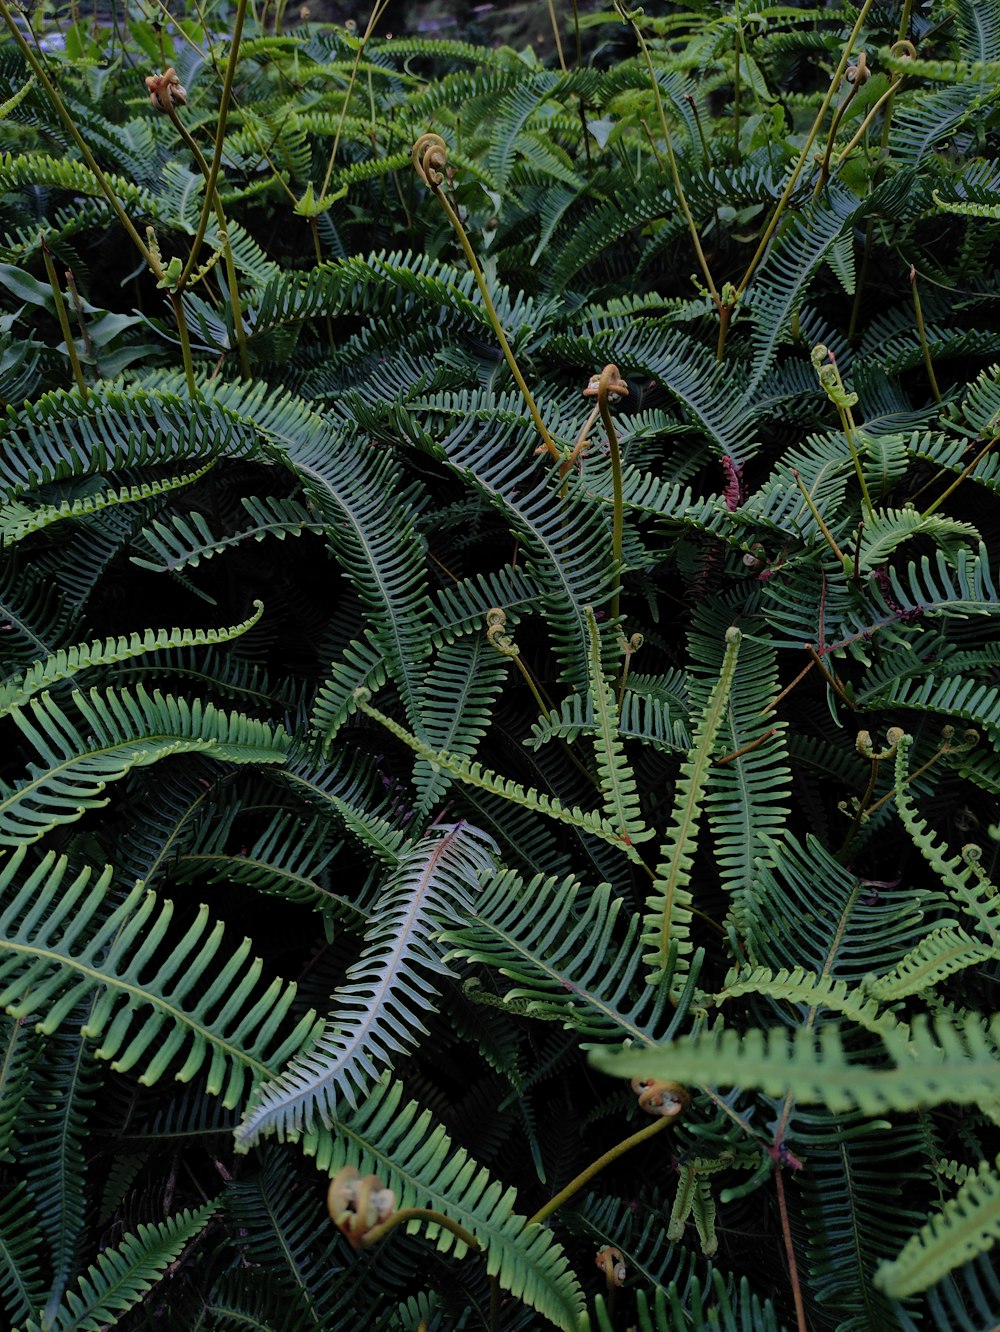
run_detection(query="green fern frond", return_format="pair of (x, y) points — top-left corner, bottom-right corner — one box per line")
(301, 1076), (586, 1331)
(0, 845), (317, 1107)
(0, 602), (264, 715)
(130, 497), (326, 574)
(876, 1155), (1000, 1298)
(894, 735), (1000, 945)
(642, 626), (742, 986)
(585, 607), (654, 846)
(235, 824), (497, 1145)
(355, 692), (641, 859)
(22, 1204), (216, 1332)
(0, 1181), (44, 1325)
(0, 462), (215, 546)
(590, 1009), (1000, 1114)
(412, 635), (507, 820)
(716, 966), (902, 1036)
(22, 1023), (99, 1318)
(442, 869), (694, 1044)
(1, 384), (258, 497)
(1, 686), (289, 844)
(862, 926), (996, 1000)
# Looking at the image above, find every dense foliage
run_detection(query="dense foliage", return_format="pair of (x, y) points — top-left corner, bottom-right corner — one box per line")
(1, 0), (999, 1328)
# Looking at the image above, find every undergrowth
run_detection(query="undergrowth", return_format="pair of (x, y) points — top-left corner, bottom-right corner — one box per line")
(0, 0), (998, 1328)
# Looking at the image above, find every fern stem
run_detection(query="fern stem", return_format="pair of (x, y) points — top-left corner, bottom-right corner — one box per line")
(319, 0), (391, 201)
(774, 1165), (809, 1332)
(805, 644), (855, 710)
(0, 1), (160, 274)
(921, 434), (998, 519)
(179, 0), (249, 292)
(813, 57), (867, 197)
(836, 404), (875, 520)
(528, 1115), (675, 1227)
(837, 756), (881, 861)
(596, 364), (627, 627)
(359, 1207), (482, 1253)
(834, 76), (905, 171)
(166, 107), (251, 379)
(412, 135), (559, 461)
(733, 0), (877, 302)
(760, 658), (814, 716)
(40, 238), (88, 398)
(909, 266), (942, 404)
(546, 0), (567, 73)
(619, 5), (726, 333)
(170, 292), (198, 397)
(791, 471), (846, 564)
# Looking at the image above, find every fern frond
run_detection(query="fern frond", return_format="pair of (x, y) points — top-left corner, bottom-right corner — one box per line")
(301, 1076), (586, 1331)
(1, 686), (289, 844)
(22, 1204), (216, 1332)
(355, 692), (641, 859)
(861, 926), (996, 999)
(0, 602), (264, 715)
(876, 1156), (1000, 1298)
(716, 966), (902, 1036)
(442, 870), (693, 1044)
(642, 626), (742, 986)
(0, 846), (317, 1108)
(590, 1009), (1000, 1115)
(0, 1181), (44, 1325)
(585, 607), (654, 846)
(0, 463), (215, 547)
(130, 497), (326, 573)
(235, 824), (497, 1145)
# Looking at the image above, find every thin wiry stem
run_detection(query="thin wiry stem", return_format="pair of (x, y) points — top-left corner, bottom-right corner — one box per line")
(413, 134), (559, 461)
(40, 239), (88, 397)
(179, 0), (249, 289)
(734, 0), (877, 302)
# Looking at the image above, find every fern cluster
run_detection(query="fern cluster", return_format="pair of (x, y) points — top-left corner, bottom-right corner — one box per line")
(1, 0), (999, 1328)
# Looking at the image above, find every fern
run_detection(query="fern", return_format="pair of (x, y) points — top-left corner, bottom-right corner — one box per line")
(235, 823), (497, 1144)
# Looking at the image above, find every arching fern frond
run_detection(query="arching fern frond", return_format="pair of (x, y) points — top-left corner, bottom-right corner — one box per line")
(300, 1076), (586, 1331)
(235, 823), (497, 1145)
(21, 1204), (217, 1332)
(0, 846), (317, 1108)
(1, 686), (289, 844)
(876, 1155), (1000, 1299)
(0, 602), (264, 715)
(590, 1009), (1000, 1115)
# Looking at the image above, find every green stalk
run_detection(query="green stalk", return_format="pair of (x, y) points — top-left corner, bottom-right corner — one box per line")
(910, 266), (942, 403)
(412, 134), (559, 461)
(359, 1207), (482, 1253)
(179, 0), (249, 288)
(170, 292), (198, 397)
(168, 106), (251, 378)
(319, 0), (391, 201)
(528, 1115), (676, 1226)
(596, 364), (628, 627)
(40, 239), (88, 397)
